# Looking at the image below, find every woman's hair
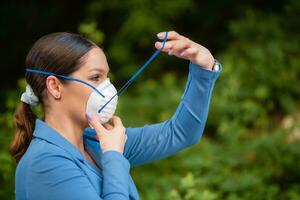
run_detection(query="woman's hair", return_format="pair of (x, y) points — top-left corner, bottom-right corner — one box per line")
(10, 32), (96, 163)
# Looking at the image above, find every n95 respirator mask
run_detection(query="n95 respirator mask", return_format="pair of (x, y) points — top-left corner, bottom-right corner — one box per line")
(86, 78), (118, 124)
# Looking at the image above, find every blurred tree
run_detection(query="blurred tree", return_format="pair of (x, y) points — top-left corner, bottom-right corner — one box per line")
(1, 0), (299, 200)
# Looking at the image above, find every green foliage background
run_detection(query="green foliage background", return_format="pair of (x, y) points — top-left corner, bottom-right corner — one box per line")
(1, 0), (300, 199)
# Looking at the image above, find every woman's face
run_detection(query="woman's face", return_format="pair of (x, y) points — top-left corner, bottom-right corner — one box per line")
(61, 47), (110, 127)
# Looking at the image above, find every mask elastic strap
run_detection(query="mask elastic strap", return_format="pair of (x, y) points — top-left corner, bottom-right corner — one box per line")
(98, 31), (169, 113)
(25, 69), (105, 98)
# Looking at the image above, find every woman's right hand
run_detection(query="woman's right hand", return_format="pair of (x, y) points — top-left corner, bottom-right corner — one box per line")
(87, 115), (127, 154)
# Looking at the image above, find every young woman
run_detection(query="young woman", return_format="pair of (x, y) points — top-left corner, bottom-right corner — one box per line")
(10, 31), (221, 200)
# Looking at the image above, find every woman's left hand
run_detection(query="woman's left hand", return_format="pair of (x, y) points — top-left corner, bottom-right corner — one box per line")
(155, 31), (215, 70)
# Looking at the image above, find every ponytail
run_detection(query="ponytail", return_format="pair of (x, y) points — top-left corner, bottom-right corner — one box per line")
(10, 102), (36, 163)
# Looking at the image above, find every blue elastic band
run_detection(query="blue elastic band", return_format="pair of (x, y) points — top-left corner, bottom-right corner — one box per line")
(97, 31), (168, 113)
(25, 69), (105, 98)
(25, 31), (169, 114)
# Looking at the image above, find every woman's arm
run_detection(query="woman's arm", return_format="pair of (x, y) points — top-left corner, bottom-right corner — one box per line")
(124, 61), (220, 167)
(83, 31), (221, 167)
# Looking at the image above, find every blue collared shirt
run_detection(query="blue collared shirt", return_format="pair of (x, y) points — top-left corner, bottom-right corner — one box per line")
(15, 62), (221, 200)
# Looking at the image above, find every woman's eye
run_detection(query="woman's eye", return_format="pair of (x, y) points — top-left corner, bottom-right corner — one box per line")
(89, 75), (100, 82)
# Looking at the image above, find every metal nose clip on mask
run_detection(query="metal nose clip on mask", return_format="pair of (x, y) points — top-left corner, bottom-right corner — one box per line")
(25, 32), (169, 124)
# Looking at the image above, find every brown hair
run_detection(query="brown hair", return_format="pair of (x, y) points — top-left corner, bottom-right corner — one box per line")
(10, 32), (96, 163)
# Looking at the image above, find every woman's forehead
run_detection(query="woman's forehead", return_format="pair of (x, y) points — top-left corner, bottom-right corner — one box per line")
(81, 47), (110, 73)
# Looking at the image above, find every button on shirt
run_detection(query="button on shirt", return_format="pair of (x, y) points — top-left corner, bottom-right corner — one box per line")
(15, 62), (221, 200)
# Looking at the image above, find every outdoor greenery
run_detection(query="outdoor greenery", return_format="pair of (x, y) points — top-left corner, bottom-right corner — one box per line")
(1, 0), (299, 199)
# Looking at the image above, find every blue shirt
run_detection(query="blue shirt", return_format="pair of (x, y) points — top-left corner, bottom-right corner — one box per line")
(15, 62), (221, 200)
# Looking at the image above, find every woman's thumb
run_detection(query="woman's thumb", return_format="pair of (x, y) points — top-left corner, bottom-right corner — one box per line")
(111, 116), (123, 127)
(86, 113), (107, 137)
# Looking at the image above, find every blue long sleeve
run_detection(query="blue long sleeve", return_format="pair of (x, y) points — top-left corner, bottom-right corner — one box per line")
(100, 151), (131, 199)
(123, 62), (221, 167)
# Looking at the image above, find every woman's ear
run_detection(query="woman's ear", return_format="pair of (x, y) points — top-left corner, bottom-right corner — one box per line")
(45, 76), (62, 100)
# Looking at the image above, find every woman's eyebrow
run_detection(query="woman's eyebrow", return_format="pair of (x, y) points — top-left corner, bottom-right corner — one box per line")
(89, 68), (110, 74)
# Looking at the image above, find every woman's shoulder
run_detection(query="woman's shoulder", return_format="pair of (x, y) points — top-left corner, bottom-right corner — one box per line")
(15, 138), (83, 198)
(29, 137), (72, 159)
(17, 138), (74, 174)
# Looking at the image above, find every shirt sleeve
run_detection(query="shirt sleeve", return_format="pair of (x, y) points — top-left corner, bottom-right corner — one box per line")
(123, 61), (221, 167)
(28, 149), (131, 200)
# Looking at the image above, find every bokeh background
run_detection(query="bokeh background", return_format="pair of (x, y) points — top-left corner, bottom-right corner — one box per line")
(1, 0), (300, 199)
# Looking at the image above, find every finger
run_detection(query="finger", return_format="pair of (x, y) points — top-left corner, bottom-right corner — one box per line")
(179, 47), (198, 58)
(155, 41), (172, 52)
(103, 122), (113, 130)
(110, 116), (123, 127)
(157, 31), (181, 40)
(155, 40), (184, 52)
(155, 39), (191, 54)
(169, 39), (191, 55)
(94, 134), (99, 140)
(87, 113), (107, 137)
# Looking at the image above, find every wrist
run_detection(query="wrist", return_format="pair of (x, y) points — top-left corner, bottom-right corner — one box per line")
(102, 147), (124, 154)
(101, 150), (130, 170)
(205, 56), (215, 70)
(194, 55), (215, 71)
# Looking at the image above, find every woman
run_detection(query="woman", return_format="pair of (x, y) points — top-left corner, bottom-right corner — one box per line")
(10, 31), (221, 199)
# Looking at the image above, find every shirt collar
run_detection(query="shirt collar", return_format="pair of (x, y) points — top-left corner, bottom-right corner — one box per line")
(33, 119), (85, 161)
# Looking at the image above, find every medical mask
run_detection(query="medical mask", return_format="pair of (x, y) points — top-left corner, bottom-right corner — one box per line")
(24, 32), (168, 124)
(86, 78), (118, 124)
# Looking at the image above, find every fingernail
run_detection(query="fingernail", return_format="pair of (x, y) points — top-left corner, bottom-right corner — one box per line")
(157, 32), (164, 38)
(168, 50), (173, 56)
(86, 113), (93, 121)
(156, 42), (162, 48)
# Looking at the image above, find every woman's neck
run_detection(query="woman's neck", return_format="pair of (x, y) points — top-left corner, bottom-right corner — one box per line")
(44, 112), (85, 153)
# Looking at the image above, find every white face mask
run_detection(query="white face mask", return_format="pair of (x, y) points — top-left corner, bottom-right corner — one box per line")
(86, 78), (118, 124)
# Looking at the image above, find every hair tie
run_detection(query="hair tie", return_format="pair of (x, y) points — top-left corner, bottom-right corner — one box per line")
(20, 85), (39, 106)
